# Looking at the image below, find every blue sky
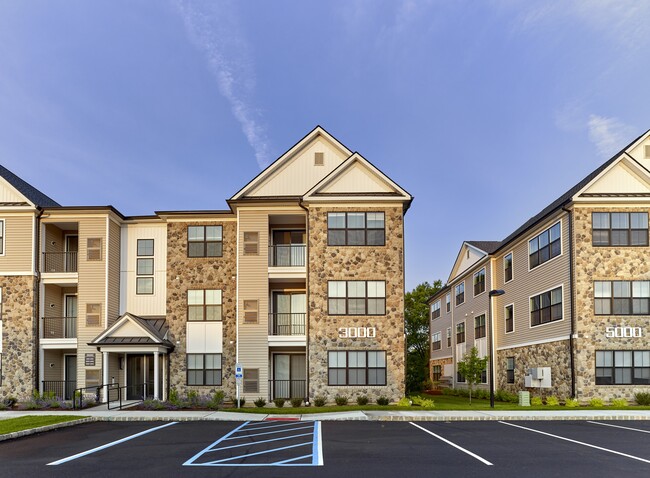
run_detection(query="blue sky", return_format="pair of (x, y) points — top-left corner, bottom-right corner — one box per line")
(1, 0), (649, 289)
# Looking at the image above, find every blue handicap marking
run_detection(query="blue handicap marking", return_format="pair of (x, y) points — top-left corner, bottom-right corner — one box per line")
(183, 420), (324, 467)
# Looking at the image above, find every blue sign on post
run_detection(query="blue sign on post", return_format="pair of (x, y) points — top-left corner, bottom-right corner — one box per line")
(235, 363), (243, 380)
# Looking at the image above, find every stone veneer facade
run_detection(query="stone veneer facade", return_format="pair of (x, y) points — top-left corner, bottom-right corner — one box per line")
(496, 340), (572, 398)
(307, 206), (405, 402)
(0, 276), (36, 401)
(166, 221), (237, 398)
(573, 207), (650, 401)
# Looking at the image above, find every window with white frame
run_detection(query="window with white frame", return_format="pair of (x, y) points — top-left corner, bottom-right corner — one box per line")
(474, 314), (486, 339)
(446, 327), (452, 347)
(530, 287), (562, 326)
(455, 282), (465, 306)
(505, 304), (514, 333)
(456, 322), (465, 344)
(327, 281), (386, 315)
(529, 222), (561, 269)
(432, 332), (441, 350)
(473, 269), (485, 296)
(431, 300), (441, 320)
(445, 293), (451, 312)
(0, 220), (4, 255)
(504, 253), (513, 282)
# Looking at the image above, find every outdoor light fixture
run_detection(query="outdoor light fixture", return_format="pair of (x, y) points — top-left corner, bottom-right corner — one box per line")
(488, 289), (505, 409)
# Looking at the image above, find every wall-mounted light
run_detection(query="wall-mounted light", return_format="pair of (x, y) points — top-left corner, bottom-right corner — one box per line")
(119, 357), (124, 370)
(49, 363), (55, 368)
(50, 241), (56, 246)
(49, 303), (55, 308)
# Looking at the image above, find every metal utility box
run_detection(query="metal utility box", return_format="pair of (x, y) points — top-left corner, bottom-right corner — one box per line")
(524, 367), (552, 388)
(518, 391), (530, 406)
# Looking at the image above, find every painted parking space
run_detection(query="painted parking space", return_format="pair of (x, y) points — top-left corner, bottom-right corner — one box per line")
(184, 420), (323, 467)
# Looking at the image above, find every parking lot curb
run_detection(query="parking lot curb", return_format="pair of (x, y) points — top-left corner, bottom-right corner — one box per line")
(0, 417), (98, 443)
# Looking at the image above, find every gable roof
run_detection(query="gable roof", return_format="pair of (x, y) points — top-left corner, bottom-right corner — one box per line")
(89, 313), (173, 349)
(0, 164), (60, 207)
(466, 241), (501, 254)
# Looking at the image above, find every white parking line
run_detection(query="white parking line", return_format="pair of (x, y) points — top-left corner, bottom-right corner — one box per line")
(499, 421), (650, 465)
(409, 422), (493, 466)
(587, 421), (650, 434)
(47, 422), (179, 466)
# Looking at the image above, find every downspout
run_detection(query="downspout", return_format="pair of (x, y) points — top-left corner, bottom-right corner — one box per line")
(33, 208), (43, 393)
(298, 200), (310, 403)
(562, 206), (576, 399)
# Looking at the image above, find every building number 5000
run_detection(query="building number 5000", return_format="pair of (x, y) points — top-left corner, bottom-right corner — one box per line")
(338, 327), (377, 338)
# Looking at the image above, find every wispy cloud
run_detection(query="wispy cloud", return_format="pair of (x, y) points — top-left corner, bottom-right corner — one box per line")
(588, 115), (635, 158)
(174, 0), (271, 168)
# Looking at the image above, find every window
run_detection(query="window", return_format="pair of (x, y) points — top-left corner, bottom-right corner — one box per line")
(432, 365), (441, 382)
(504, 253), (513, 282)
(243, 369), (259, 393)
(431, 300), (441, 320)
(87, 238), (102, 261)
(136, 239), (154, 295)
(474, 314), (486, 339)
(188, 225), (223, 257)
(85, 303), (101, 327)
(480, 367), (487, 384)
(328, 281), (386, 315)
(243, 300), (258, 324)
(529, 222), (561, 269)
(530, 287), (562, 326)
(456, 322), (465, 344)
(314, 152), (324, 166)
(455, 282), (465, 306)
(243, 232), (259, 255)
(432, 332), (441, 350)
(594, 281), (650, 315)
(505, 304), (514, 333)
(595, 350), (650, 385)
(473, 269), (486, 296)
(0, 219), (4, 255)
(506, 357), (515, 383)
(457, 371), (466, 383)
(188, 290), (222, 321)
(187, 353), (222, 385)
(445, 293), (451, 312)
(327, 350), (387, 386)
(592, 212), (648, 246)
(327, 212), (385, 246)
(446, 327), (452, 347)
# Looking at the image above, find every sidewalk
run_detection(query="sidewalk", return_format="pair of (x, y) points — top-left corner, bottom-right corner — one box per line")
(2, 407), (650, 422)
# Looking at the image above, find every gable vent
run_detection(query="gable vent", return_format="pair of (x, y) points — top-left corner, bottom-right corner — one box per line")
(243, 300), (258, 324)
(314, 152), (324, 166)
(644, 144), (650, 159)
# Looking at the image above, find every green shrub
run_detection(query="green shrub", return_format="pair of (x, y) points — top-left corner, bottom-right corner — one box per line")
(290, 397), (303, 408)
(254, 397), (266, 408)
(207, 391), (225, 410)
(546, 396), (560, 406)
(168, 388), (180, 405)
(2, 396), (17, 408)
(635, 392), (650, 406)
(564, 398), (579, 408)
(313, 396), (326, 407)
(531, 396), (543, 406)
(610, 398), (628, 407)
(356, 395), (369, 406)
(0, 402), (8, 411)
(142, 399), (166, 410)
(412, 395), (435, 408)
(421, 378), (434, 390)
(589, 397), (604, 407)
(376, 396), (390, 406)
(397, 397), (412, 407)
(232, 397), (246, 407)
(334, 395), (348, 406)
(273, 398), (285, 408)
(187, 390), (199, 405)
(441, 388), (455, 396)
(495, 390), (518, 403)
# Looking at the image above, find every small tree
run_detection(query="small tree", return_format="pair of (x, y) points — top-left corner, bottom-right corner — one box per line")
(456, 347), (488, 404)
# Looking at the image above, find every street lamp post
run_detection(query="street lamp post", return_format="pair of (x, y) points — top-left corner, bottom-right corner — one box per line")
(488, 289), (505, 408)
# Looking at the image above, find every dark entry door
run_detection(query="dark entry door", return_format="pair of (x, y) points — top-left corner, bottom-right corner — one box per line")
(127, 355), (145, 400)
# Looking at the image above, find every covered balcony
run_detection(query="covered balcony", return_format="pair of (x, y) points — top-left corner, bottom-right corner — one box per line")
(40, 222), (79, 284)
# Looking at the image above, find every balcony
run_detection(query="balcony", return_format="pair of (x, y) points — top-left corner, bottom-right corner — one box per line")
(269, 313), (306, 336)
(268, 244), (306, 267)
(41, 252), (78, 273)
(43, 316), (77, 339)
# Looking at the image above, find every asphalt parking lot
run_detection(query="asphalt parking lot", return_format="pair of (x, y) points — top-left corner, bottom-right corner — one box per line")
(0, 419), (649, 477)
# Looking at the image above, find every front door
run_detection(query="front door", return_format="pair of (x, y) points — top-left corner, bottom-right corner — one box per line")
(272, 354), (306, 399)
(64, 355), (77, 400)
(64, 295), (77, 339)
(126, 355), (163, 400)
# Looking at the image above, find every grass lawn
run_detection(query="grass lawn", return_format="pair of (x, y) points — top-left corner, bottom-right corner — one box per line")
(0, 416), (85, 435)
(226, 394), (650, 413)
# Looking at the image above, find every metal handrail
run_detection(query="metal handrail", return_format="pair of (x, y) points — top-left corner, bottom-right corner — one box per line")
(71, 384), (104, 410)
(106, 383), (148, 410)
(268, 244), (306, 267)
(42, 380), (77, 400)
(268, 379), (306, 401)
(268, 313), (306, 335)
(41, 251), (78, 273)
(42, 316), (77, 339)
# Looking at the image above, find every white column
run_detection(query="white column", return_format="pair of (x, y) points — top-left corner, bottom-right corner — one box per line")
(102, 351), (109, 403)
(153, 351), (160, 400)
(162, 354), (167, 401)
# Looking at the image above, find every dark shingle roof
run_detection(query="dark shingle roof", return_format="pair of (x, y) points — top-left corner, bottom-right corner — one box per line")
(0, 164), (60, 207)
(466, 241), (501, 254)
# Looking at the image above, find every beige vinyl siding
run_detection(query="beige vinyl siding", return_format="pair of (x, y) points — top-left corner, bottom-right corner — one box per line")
(107, 219), (120, 327)
(452, 262), (491, 353)
(237, 210), (269, 399)
(76, 216), (107, 388)
(43, 350), (64, 381)
(0, 214), (34, 271)
(430, 295), (453, 360)
(494, 212), (572, 349)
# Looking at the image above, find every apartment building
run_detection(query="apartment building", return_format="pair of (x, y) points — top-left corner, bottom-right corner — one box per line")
(430, 131), (650, 402)
(0, 126), (411, 404)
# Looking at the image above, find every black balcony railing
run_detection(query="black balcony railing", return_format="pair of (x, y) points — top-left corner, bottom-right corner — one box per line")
(268, 244), (306, 267)
(269, 313), (306, 336)
(268, 379), (306, 400)
(42, 316), (77, 339)
(41, 252), (78, 273)
(42, 380), (77, 400)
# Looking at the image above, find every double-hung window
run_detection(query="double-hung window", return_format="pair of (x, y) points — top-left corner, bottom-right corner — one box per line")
(456, 322), (465, 344)
(530, 287), (562, 326)
(474, 314), (486, 339)
(136, 239), (154, 295)
(188, 225), (223, 257)
(595, 350), (650, 385)
(432, 332), (441, 350)
(431, 300), (441, 320)
(505, 304), (514, 333)
(504, 253), (513, 282)
(0, 220), (4, 255)
(529, 222), (561, 269)
(506, 357), (515, 383)
(592, 212), (648, 246)
(327, 212), (385, 246)
(328, 281), (385, 315)
(187, 353), (222, 386)
(327, 350), (387, 386)
(446, 327), (452, 347)
(594, 281), (650, 315)
(455, 282), (465, 306)
(445, 293), (451, 312)
(473, 269), (485, 296)
(187, 290), (222, 321)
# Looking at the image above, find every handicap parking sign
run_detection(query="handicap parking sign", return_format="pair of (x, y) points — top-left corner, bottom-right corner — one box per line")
(235, 363), (243, 380)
